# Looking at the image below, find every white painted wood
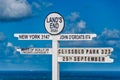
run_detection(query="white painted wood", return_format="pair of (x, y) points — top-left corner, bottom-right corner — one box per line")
(58, 34), (96, 41)
(14, 33), (52, 40)
(14, 33), (97, 41)
(58, 56), (113, 63)
(16, 48), (52, 54)
(52, 35), (59, 80)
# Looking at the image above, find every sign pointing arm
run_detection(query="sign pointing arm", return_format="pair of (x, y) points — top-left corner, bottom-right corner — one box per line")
(14, 33), (52, 40)
(59, 34), (96, 41)
(17, 48), (52, 55)
(14, 33), (96, 41)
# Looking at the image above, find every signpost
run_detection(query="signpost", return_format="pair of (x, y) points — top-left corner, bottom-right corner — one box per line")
(16, 48), (52, 54)
(14, 12), (114, 80)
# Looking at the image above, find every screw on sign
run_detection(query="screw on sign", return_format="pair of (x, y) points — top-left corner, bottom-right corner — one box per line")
(45, 12), (65, 35)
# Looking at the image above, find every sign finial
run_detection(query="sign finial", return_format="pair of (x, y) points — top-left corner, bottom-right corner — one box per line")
(44, 12), (65, 35)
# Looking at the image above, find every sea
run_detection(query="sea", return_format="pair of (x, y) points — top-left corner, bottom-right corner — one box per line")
(0, 71), (119, 80)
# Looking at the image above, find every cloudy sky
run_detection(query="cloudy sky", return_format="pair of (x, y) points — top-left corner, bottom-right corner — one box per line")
(0, 0), (120, 71)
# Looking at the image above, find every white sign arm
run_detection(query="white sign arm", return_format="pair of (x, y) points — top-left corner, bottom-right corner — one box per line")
(14, 33), (52, 40)
(16, 48), (52, 55)
(58, 34), (97, 41)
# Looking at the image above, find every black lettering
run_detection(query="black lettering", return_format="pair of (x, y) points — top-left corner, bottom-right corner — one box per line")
(59, 17), (62, 23)
(91, 57), (94, 61)
(81, 49), (84, 54)
(102, 57), (105, 61)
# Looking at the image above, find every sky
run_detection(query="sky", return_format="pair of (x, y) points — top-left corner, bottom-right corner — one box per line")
(0, 0), (120, 71)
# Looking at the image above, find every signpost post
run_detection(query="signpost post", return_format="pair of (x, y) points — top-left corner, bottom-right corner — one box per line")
(52, 36), (59, 80)
(14, 12), (114, 80)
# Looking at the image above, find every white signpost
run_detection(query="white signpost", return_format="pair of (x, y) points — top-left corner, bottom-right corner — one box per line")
(14, 13), (114, 80)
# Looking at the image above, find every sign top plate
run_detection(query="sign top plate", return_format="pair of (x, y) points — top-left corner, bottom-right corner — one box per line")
(44, 12), (65, 35)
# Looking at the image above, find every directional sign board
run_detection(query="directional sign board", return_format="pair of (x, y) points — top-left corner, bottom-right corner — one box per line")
(58, 48), (113, 63)
(17, 48), (52, 54)
(58, 56), (113, 63)
(17, 47), (114, 62)
(58, 34), (96, 41)
(14, 33), (96, 41)
(58, 48), (113, 56)
(14, 34), (52, 40)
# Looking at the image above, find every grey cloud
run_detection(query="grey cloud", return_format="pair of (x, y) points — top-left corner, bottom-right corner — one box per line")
(64, 12), (91, 34)
(0, 0), (32, 21)
(66, 12), (80, 22)
(0, 0), (53, 22)
(100, 28), (120, 40)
